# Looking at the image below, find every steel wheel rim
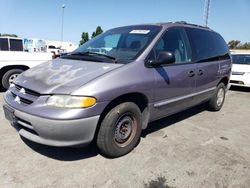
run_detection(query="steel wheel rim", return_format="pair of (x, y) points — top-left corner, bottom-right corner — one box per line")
(217, 88), (225, 106)
(114, 113), (137, 147)
(8, 74), (19, 85)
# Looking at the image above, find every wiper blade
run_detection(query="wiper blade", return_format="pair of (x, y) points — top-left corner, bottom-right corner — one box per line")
(70, 51), (117, 63)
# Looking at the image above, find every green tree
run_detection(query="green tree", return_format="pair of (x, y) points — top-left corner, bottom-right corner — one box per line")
(91, 26), (103, 38)
(91, 31), (96, 39)
(228, 40), (241, 49)
(238, 42), (250, 50)
(79, 32), (89, 45)
(0, 33), (18, 37)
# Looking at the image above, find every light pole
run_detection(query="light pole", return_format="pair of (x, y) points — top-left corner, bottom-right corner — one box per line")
(60, 4), (65, 48)
(203, 0), (211, 27)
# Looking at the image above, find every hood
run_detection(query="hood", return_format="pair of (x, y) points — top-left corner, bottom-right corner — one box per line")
(232, 64), (250, 73)
(14, 58), (123, 94)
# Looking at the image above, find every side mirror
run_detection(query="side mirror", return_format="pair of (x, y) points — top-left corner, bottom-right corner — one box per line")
(149, 51), (175, 66)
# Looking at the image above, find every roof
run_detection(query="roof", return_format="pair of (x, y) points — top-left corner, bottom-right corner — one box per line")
(124, 21), (213, 31)
(230, 50), (250, 55)
(0, 36), (23, 40)
(158, 21), (212, 30)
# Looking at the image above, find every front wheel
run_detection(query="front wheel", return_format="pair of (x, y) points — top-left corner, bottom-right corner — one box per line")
(207, 83), (226, 111)
(96, 102), (142, 158)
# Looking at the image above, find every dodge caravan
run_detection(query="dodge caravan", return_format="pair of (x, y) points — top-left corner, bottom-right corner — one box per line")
(3, 22), (232, 157)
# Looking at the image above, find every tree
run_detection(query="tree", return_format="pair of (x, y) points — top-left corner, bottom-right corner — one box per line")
(91, 31), (96, 39)
(79, 26), (104, 45)
(79, 32), (89, 45)
(0, 33), (18, 37)
(228, 40), (250, 50)
(91, 26), (103, 38)
(228, 40), (241, 49)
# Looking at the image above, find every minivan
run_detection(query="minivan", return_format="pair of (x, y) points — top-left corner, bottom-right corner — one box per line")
(3, 22), (232, 157)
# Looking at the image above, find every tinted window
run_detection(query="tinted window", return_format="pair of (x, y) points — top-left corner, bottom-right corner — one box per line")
(185, 28), (230, 62)
(9, 39), (23, 51)
(0, 38), (9, 51)
(150, 27), (191, 64)
(48, 45), (56, 49)
(232, 54), (250, 65)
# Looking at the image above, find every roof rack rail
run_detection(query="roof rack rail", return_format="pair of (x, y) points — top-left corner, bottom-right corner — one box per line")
(173, 21), (210, 29)
(174, 21), (187, 24)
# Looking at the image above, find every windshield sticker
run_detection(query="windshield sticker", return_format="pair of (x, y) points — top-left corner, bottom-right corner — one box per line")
(129, 30), (150, 34)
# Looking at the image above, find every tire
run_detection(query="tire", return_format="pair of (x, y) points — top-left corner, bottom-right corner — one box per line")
(207, 83), (226, 111)
(1, 69), (23, 89)
(96, 102), (142, 158)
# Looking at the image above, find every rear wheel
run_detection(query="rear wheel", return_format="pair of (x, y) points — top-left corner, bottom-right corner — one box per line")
(2, 69), (23, 89)
(96, 102), (142, 158)
(207, 83), (226, 111)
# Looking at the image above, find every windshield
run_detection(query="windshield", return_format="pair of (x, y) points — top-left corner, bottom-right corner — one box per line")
(64, 25), (162, 64)
(232, 54), (250, 65)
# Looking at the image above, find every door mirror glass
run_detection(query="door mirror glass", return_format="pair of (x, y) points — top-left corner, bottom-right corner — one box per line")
(149, 51), (175, 66)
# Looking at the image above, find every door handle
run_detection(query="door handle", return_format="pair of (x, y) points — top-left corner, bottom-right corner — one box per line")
(198, 69), (203, 76)
(188, 70), (195, 77)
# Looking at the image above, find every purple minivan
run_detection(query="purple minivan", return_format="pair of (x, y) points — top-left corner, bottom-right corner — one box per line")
(3, 22), (231, 157)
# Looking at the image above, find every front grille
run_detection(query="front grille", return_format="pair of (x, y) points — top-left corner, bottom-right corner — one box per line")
(230, 80), (244, 85)
(9, 84), (41, 105)
(232, 72), (245, 75)
(11, 92), (33, 105)
(15, 84), (40, 97)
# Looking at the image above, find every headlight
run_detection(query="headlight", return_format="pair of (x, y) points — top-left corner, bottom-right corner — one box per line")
(46, 95), (96, 108)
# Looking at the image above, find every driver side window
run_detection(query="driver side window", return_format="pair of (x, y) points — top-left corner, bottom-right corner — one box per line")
(152, 27), (191, 64)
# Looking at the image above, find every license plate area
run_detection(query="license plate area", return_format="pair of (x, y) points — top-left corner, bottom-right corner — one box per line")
(3, 105), (17, 124)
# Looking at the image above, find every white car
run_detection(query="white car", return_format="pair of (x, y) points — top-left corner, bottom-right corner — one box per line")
(230, 52), (250, 87)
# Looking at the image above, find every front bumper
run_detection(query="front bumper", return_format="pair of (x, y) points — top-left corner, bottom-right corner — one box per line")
(230, 74), (250, 87)
(3, 103), (100, 147)
(3, 88), (102, 147)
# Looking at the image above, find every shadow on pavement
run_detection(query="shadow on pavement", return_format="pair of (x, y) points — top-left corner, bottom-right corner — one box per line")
(21, 103), (208, 161)
(21, 137), (99, 161)
(0, 86), (6, 93)
(229, 85), (250, 92)
(142, 103), (207, 137)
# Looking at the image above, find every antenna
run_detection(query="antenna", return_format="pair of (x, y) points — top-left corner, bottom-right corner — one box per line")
(203, 0), (211, 27)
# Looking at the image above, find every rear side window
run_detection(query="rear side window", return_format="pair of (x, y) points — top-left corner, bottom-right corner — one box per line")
(0, 38), (9, 51)
(185, 28), (230, 62)
(9, 39), (23, 51)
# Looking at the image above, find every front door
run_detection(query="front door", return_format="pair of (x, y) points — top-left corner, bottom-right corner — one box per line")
(148, 27), (196, 120)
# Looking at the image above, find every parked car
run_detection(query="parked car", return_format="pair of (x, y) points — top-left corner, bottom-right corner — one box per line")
(230, 52), (250, 87)
(3, 22), (231, 157)
(46, 45), (63, 57)
(0, 37), (53, 89)
(0, 52), (53, 90)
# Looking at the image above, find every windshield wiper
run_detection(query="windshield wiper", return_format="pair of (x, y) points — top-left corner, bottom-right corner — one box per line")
(70, 51), (118, 63)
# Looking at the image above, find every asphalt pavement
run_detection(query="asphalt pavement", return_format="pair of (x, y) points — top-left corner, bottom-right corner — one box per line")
(0, 87), (249, 188)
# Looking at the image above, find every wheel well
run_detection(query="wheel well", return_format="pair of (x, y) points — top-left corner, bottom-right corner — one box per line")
(106, 93), (148, 112)
(94, 93), (149, 141)
(218, 77), (229, 87)
(0, 65), (30, 79)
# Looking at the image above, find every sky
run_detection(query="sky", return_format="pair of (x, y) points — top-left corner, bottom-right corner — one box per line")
(0, 0), (250, 45)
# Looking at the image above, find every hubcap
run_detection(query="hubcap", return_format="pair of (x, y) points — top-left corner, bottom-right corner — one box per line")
(114, 113), (137, 147)
(217, 88), (225, 106)
(9, 74), (19, 85)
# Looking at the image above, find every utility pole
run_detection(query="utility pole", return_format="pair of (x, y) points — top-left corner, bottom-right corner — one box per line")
(60, 4), (66, 48)
(203, 0), (211, 27)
